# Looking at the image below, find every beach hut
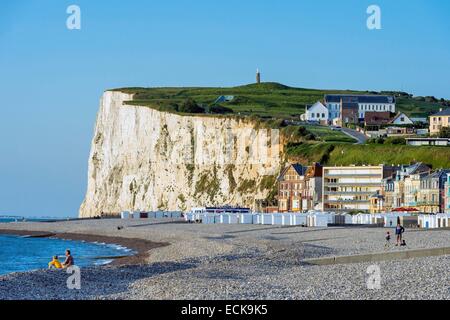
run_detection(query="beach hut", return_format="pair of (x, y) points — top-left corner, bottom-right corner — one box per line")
(273, 214), (284, 225)
(202, 214), (216, 224)
(146, 212), (155, 218)
(120, 211), (130, 219)
(286, 213), (299, 226)
(229, 214), (239, 224)
(132, 211), (141, 219)
(436, 214), (450, 228)
(139, 212), (149, 219)
(353, 213), (371, 225)
(384, 214), (399, 228)
(418, 215), (436, 229)
(170, 211), (182, 218)
(219, 214), (238, 224)
(334, 213), (352, 225)
(399, 215), (419, 228)
(308, 214), (328, 227)
(239, 214), (253, 224)
(326, 213), (336, 224)
(371, 214), (384, 226)
(261, 214), (274, 225)
(293, 214), (307, 226)
(252, 214), (262, 225)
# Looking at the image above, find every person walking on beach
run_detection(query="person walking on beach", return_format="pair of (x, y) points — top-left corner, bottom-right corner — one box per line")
(48, 256), (63, 269)
(62, 249), (74, 268)
(384, 231), (391, 249)
(395, 223), (405, 246)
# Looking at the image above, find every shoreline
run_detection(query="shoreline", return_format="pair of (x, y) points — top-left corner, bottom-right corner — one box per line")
(0, 220), (449, 299)
(0, 229), (169, 266)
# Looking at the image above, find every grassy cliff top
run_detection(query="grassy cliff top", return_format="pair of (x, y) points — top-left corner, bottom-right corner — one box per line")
(114, 82), (446, 118)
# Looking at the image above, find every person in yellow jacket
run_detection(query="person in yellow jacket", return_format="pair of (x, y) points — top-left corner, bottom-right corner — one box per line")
(48, 256), (63, 269)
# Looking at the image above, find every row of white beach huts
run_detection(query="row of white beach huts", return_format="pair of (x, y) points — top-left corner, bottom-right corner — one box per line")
(184, 212), (450, 229)
(120, 211), (183, 219)
(119, 210), (450, 229)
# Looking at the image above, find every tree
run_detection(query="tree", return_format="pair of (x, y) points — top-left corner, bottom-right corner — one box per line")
(179, 98), (205, 114)
(210, 105), (234, 114)
(439, 127), (450, 138)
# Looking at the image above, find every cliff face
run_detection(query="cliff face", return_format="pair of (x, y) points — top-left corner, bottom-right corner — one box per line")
(79, 91), (282, 217)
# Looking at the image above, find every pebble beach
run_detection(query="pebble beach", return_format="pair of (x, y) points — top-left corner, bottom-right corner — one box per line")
(0, 219), (449, 300)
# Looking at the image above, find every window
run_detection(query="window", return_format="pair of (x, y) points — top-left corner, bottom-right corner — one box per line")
(311, 113), (315, 118)
(317, 113), (320, 118)
(322, 113), (325, 118)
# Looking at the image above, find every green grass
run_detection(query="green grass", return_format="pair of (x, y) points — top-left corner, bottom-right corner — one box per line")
(301, 125), (356, 143)
(287, 143), (450, 169)
(286, 143), (337, 164)
(396, 97), (444, 118)
(114, 83), (450, 170)
(328, 145), (450, 169)
(114, 82), (446, 119)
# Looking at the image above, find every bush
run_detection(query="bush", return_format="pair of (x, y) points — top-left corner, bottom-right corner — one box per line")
(439, 127), (450, 138)
(179, 98), (205, 114)
(385, 137), (406, 145)
(297, 126), (309, 136)
(210, 105), (234, 114)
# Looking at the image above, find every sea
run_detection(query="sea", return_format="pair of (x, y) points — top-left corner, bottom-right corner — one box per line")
(0, 217), (134, 275)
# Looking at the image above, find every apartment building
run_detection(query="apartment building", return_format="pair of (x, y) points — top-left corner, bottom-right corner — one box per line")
(429, 108), (450, 135)
(416, 170), (450, 213)
(382, 163), (431, 211)
(322, 165), (397, 212)
(324, 94), (396, 123)
(446, 174), (450, 214)
(277, 164), (308, 212)
(277, 163), (323, 213)
(301, 163), (323, 211)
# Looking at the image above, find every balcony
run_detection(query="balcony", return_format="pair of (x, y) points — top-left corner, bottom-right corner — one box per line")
(415, 201), (440, 207)
(324, 183), (381, 187)
(324, 191), (374, 195)
(324, 173), (381, 178)
(324, 199), (369, 204)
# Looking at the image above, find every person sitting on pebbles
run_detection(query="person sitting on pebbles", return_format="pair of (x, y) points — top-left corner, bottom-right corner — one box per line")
(62, 249), (74, 268)
(48, 256), (63, 269)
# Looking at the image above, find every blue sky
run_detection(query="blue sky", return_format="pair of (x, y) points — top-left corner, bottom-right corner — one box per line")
(0, 0), (449, 217)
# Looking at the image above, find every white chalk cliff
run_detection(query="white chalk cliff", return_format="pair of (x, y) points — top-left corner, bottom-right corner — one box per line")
(79, 91), (282, 217)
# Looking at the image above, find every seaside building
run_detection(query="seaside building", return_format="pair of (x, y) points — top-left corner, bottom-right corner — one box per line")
(429, 108), (450, 135)
(277, 163), (323, 212)
(302, 163), (323, 211)
(369, 191), (385, 214)
(391, 112), (414, 125)
(303, 102), (329, 124)
(364, 111), (394, 125)
(382, 163), (431, 211)
(322, 165), (397, 212)
(445, 174), (450, 214)
(277, 164), (308, 212)
(324, 94), (396, 125)
(416, 170), (450, 213)
(406, 137), (450, 146)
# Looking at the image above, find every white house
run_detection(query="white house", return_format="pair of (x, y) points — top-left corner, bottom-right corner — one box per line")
(324, 94), (396, 120)
(304, 102), (329, 123)
(391, 112), (413, 125)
